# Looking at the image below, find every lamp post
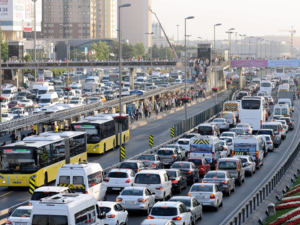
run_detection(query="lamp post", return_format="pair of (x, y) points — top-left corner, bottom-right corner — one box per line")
(60, 24), (70, 103)
(32, 0), (37, 82)
(184, 16), (194, 122)
(214, 23), (222, 104)
(226, 28), (234, 66)
(176, 24), (180, 45)
(118, 3), (131, 162)
(146, 32), (154, 90)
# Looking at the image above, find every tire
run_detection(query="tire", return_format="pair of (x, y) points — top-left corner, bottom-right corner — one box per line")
(145, 206), (150, 215)
(214, 205), (218, 211)
(220, 201), (223, 207)
(124, 217), (128, 225)
(44, 173), (48, 186)
(162, 193), (166, 201)
(192, 216), (196, 225)
(226, 188), (231, 196)
(238, 179), (242, 186)
(249, 170), (253, 177)
(113, 140), (115, 150)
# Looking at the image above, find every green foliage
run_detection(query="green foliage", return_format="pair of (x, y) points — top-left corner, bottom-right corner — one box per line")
(24, 54), (31, 62)
(1, 40), (8, 62)
(135, 42), (145, 57)
(89, 42), (110, 61)
(122, 43), (136, 59)
(70, 49), (86, 61)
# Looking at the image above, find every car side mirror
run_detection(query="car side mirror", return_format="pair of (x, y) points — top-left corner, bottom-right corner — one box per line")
(151, 192), (155, 195)
(98, 212), (106, 220)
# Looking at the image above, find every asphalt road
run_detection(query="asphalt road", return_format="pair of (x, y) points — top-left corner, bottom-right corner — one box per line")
(0, 90), (231, 211)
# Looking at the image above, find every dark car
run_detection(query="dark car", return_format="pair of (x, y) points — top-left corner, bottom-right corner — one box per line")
(171, 161), (199, 184)
(197, 124), (220, 136)
(119, 160), (146, 173)
(187, 157), (211, 177)
(17, 90), (34, 100)
(202, 170), (235, 196)
(236, 91), (249, 100)
(280, 117), (294, 130)
(166, 169), (187, 193)
(137, 154), (162, 169)
(257, 129), (281, 148)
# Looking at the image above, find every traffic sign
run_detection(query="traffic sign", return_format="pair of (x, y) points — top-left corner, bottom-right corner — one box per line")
(29, 177), (36, 195)
(149, 135), (154, 147)
(120, 145), (126, 160)
(170, 127), (175, 138)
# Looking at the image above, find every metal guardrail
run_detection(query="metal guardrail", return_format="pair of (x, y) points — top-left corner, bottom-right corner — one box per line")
(0, 84), (186, 132)
(0, 60), (177, 70)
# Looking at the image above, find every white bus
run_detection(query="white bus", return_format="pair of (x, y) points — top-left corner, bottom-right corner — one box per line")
(239, 97), (265, 132)
(260, 80), (272, 96)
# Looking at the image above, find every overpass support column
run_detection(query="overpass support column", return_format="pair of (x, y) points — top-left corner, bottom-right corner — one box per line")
(129, 68), (135, 90)
(239, 68), (243, 89)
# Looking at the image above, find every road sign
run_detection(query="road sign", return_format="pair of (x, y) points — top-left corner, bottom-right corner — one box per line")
(170, 127), (175, 138)
(120, 145), (126, 160)
(149, 135), (154, 147)
(29, 177), (36, 195)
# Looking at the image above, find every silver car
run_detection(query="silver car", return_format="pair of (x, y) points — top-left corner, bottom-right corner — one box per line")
(212, 118), (230, 131)
(116, 186), (156, 215)
(169, 196), (203, 225)
(233, 155), (256, 176)
(164, 144), (186, 160)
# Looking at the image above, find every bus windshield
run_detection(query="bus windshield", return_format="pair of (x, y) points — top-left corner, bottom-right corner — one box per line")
(72, 124), (100, 144)
(0, 148), (37, 173)
(241, 100), (261, 110)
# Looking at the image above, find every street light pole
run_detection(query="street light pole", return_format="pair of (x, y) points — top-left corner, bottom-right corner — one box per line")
(32, 0), (37, 82)
(60, 24), (69, 103)
(146, 32), (154, 90)
(176, 24), (180, 45)
(184, 16), (194, 122)
(226, 28), (234, 66)
(118, 3), (131, 162)
(214, 23), (222, 104)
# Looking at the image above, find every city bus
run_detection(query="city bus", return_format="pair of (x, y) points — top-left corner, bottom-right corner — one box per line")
(72, 117), (116, 154)
(239, 97), (265, 132)
(0, 131), (87, 187)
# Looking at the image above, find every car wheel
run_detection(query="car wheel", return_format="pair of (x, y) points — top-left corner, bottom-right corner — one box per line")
(220, 201), (223, 207)
(145, 205), (150, 215)
(232, 184), (235, 192)
(169, 189), (172, 199)
(184, 180), (188, 189)
(162, 193), (166, 201)
(214, 205), (218, 211)
(124, 217), (128, 225)
(192, 216), (196, 225)
(226, 188), (231, 196)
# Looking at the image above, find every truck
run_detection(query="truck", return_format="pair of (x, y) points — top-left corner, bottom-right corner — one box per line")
(44, 70), (54, 81)
(278, 91), (295, 104)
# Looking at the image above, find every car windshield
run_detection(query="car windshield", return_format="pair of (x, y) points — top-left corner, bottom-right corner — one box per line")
(120, 162), (137, 169)
(177, 140), (189, 145)
(198, 126), (213, 135)
(108, 172), (128, 178)
(237, 124), (248, 128)
(18, 92), (27, 96)
(138, 155), (155, 161)
(191, 185), (213, 192)
(135, 174), (160, 184)
(221, 133), (233, 137)
(258, 130), (272, 135)
(39, 99), (51, 103)
(121, 189), (143, 196)
(214, 119), (224, 122)
(12, 209), (32, 218)
(172, 163), (190, 169)
(38, 90), (47, 94)
(205, 172), (225, 178)
(167, 171), (177, 179)
(32, 215), (68, 225)
(98, 206), (111, 214)
(151, 207), (177, 216)
(231, 129), (244, 134)
(188, 159), (202, 166)
(158, 150), (173, 155)
(218, 161), (237, 170)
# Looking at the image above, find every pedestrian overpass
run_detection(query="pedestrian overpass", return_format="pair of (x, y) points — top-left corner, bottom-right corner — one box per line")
(231, 59), (300, 68)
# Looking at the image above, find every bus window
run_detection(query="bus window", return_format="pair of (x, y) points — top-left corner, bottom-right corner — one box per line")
(241, 100), (260, 110)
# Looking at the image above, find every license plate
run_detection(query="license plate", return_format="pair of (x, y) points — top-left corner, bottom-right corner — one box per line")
(16, 223), (26, 225)
(197, 195), (205, 199)
(112, 188), (121, 190)
(125, 201), (135, 204)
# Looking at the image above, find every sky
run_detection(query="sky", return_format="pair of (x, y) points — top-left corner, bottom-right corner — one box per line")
(152, 0), (299, 41)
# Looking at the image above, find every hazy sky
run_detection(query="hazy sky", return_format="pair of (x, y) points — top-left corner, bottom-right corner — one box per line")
(152, 0), (299, 41)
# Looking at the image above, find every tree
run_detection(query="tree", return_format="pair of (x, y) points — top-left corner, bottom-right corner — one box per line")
(1, 40), (8, 62)
(109, 40), (119, 59)
(24, 54), (31, 62)
(135, 42), (145, 57)
(122, 43), (136, 59)
(89, 42), (110, 61)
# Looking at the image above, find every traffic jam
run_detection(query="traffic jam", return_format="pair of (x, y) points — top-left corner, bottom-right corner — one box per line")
(2, 70), (297, 225)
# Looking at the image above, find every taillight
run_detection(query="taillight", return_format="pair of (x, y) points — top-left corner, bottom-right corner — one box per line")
(288, 122), (292, 125)
(147, 216), (154, 219)
(85, 191), (89, 194)
(267, 141), (272, 144)
(137, 169), (140, 172)
(172, 180), (178, 183)
(5, 221), (13, 225)
(210, 194), (216, 199)
(188, 170), (192, 174)
(107, 214), (116, 218)
(222, 181), (228, 184)
(125, 179), (131, 183)
(172, 154), (176, 158)
(223, 123), (227, 125)
(256, 151), (259, 159)
(116, 198), (123, 202)
(156, 187), (163, 190)
(104, 178), (109, 182)
(138, 198), (147, 202)
(151, 164), (157, 167)
(172, 216), (182, 221)
(188, 193), (191, 196)
(29, 202), (32, 206)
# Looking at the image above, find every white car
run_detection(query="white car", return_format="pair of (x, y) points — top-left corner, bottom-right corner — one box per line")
(212, 118), (230, 131)
(219, 140), (231, 157)
(116, 186), (156, 215)
(233, 155), (256, 176)
(1, 113), (13, 122)
(6, 206), (32, 225)
(276, 120), (289, 135)
(176, 138), (191, 155)
(141, 219), (176, 225)
(220, 132), (236, 139)
(236, 123), (253, 135)
(188, 183), (223, 211)
(20, 99), (34, 107)
(97, 201), (128, 225)
(105, 169), (135, 192)
(148, 201), (192, 225)
(169, 196), (202, 225)
(261, 134), (274, 152)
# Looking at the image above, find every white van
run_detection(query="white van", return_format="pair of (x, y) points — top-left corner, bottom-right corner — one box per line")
(133, 170), (172, 201)
(277, 98), (294, 112)
(38, 92), (59, 108)
(273, 104), (291, 117)
(2, 87), (17, 101)
(260, 80), (272, 95)
(277, 84), (290, 96)
(37, 86), (55, 99)
(29, 186), (71, 206)
(56, 163), (107, 201)
(233, 136), (264, 169)
(30, 193), (105, 225)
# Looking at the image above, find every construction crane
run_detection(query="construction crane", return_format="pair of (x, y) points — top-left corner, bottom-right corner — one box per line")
(279, 26), (296, 57)
(149, 8), (178, 60)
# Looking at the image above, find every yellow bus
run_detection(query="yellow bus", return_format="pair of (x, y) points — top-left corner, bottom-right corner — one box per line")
(0, 131), (87, 187)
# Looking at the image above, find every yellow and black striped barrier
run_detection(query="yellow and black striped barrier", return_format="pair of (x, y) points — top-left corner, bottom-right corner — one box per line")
(120, 145), (126, 160)
(193, 139), (210, 145)
(170, 127), (175, 138)
(234, 152), (250, 155)
(58, 184), (85, 190)
(29, 177), (36, 195)
(149, 135), (154, 147)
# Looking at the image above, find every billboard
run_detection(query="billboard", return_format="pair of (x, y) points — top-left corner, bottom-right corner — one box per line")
(231, 60), (268, 68)
(268, 59), (300, 68)
(0, 0), (12, 21)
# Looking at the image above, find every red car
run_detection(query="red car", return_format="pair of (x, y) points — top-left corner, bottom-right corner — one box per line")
(8, 100), (22, 109)
(187, 157), (211, 177)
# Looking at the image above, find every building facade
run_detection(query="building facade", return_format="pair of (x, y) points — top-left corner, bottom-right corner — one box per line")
(119, 0), (152, 48)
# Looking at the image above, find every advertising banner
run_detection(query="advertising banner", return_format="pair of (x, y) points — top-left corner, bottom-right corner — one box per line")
(231, 60), (268, 68)
(268, 59), (300, 68)
(0, 0), (12, 21)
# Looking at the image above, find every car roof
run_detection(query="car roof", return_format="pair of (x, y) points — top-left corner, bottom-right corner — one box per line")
(137, 169), (165, 174)
(153, 201), (182, 207)
(141, 219), (171, 225)
(170, 196), (192, 201)
(109, 168), (133, 173)
(122, 186), (145, 191)
(97, 201), (117, 207)
(13, 206), (33, 210)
